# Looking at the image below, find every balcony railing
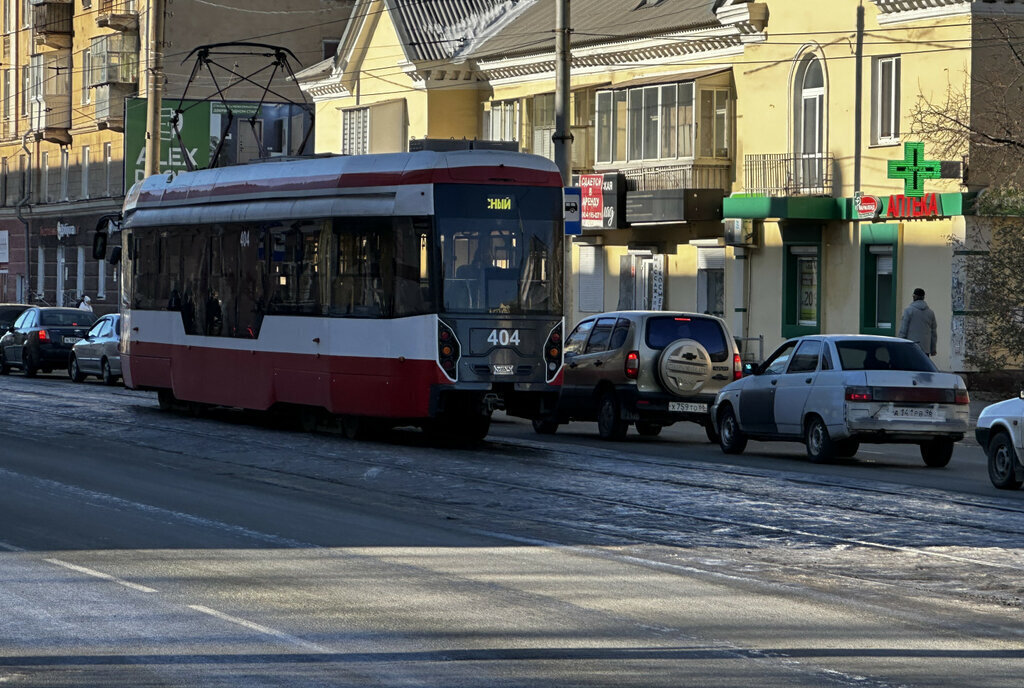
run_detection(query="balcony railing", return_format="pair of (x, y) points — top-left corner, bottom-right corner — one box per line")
(96, 0), (138, 31)
(31, 1), (73, 49)
(617, 162), (733, 193)
(743, 152), (834, 197)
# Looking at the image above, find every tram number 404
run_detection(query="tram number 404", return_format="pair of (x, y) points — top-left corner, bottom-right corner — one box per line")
(487, 329), (521, 347)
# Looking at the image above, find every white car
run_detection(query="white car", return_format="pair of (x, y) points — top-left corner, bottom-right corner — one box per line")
(711, 335), (971, 465)
(975, 395), (1024, 490)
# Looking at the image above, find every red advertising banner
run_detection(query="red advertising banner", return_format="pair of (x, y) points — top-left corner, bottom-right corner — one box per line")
(580, 174), (605, 228)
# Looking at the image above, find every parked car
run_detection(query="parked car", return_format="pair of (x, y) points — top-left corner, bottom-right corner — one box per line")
(711, 335), (970, 466)
(0, 306), (97, 377)
(0, 303), (30, 331)
(68, 313), (122, 385)
(534, 310), (742, 440)
(975, 394), (1024, 490)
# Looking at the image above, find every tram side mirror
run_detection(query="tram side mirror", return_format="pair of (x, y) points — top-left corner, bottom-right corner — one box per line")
(109, 246), (122, 266)
(92, 231), (108, 260)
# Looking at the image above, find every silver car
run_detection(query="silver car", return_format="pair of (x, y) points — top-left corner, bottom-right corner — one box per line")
(711, 335), (970, 466)
(68, 313), (122, 385)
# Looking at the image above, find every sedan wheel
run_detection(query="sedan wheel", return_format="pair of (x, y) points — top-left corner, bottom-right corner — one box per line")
(597, 392), (628, 441)
(68, 355), (85, 383)
(805, 416), (835, 463)
(718, 406), (747, 455)
(988, 432), (1023, 489)
(920, 438), (954, 468)
(22, 348), (38, 377)
(101, 359), (118, 386)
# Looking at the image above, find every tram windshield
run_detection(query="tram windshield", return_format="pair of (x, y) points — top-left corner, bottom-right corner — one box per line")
(436, 185), (562, 315)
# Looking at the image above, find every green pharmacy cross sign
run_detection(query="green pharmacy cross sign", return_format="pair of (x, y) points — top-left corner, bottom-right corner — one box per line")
(887, 142), (941, 198)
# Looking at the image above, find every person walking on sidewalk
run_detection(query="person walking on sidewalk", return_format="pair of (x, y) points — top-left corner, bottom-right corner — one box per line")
(898, 287), (937, 357)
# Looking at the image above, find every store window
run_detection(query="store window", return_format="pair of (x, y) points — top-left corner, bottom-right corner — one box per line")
(860, 224), (899, 335)
(782, 227), (821, 337)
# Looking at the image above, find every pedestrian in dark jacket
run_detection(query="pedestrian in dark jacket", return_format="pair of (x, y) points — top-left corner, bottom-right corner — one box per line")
(898, 287), (937, 356)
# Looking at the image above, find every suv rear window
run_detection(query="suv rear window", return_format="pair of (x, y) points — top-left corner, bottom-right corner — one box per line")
(645, 316), (729, 362)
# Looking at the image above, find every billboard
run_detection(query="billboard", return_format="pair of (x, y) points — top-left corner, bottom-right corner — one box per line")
(124, 98), (313, 190)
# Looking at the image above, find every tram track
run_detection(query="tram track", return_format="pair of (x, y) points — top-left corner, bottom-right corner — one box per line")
(4, 378), (1024, 568)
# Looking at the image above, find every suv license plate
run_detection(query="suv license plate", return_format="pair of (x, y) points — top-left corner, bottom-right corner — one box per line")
(669, 401), (706, 413)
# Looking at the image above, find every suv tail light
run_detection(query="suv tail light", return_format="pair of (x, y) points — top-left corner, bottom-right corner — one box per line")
(955, 388), (970, 405)
(845, 386), (872, 402)
(733, 353), (742, 380)
(625, 350), (640, 379)
(37, 329), (48, 342)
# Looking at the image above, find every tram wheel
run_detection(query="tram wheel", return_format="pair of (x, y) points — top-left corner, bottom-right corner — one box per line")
(157, 389), (176, 411)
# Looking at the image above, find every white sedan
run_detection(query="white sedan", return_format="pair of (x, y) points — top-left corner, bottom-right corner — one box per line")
(711, 335), (970, 465)
(975, 395), (1024, 490)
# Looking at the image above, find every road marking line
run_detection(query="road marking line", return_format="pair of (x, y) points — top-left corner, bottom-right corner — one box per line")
(188, 604), (332, 653)
(44, 558), (157, 593)
(0, 539), (25, 552)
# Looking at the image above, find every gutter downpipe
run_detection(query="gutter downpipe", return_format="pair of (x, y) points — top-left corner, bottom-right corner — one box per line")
(15, 131), (33, 302)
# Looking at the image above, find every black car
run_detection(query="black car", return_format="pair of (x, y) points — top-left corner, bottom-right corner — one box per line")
(0, 307), (97, 377)
(0, 303), (30, 331)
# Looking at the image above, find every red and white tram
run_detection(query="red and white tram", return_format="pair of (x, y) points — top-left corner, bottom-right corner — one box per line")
(115, 149), (566, 438)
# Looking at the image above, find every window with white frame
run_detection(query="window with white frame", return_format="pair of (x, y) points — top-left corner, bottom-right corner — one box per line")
(59, 148), (69, 200)
(81, 146), (90, 198)
(20, 65), (29, 117)
(596, 82), (694, 164)
(532, 93), (555, 160)
(104, 142), (112, 196)
(872, 55), (900, 145)
(341, 107), (368, 155)
(695, 243), (725, 317)
(484, 99), (518, 142)
(81, 49), (91, 104)
(40, 151), (48, 203)
(699, 88), (730, 159)
(794, 54), (826, 190)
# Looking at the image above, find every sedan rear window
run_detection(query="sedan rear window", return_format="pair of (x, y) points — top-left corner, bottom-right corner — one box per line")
(836, 340), (936, 372)
(646, 316), (729, 362)
(39, 310), (96, 327)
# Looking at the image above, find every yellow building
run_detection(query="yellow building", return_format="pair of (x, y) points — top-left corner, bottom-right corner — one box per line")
(295, 0), (495, 153)
(298, 0), (1017, 373)
(0, 0), (350, 310)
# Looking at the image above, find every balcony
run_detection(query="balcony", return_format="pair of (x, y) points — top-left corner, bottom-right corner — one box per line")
(30, 0), (73, 50)
(30, 53), (72, 144)
(616, 161), (733, 194)
(743, 152), (835, 197)
(93, 83), (133, 131)
(96, 0), (139, 31)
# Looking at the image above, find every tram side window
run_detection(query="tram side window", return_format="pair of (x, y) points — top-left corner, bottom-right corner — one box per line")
(180, 226), (209, 335)
(197, 224), (269, 338)
(331, 218), (432, 318)
(267, 220), (329, 316)
(133, 229), (162, 310)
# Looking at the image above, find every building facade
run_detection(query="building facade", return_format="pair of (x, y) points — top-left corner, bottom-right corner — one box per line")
(0, 0), (350, 312)
(301, 0), (1017, 373)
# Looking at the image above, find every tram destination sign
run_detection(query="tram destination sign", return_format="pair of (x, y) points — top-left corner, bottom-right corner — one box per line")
(124, 98), (313, 191)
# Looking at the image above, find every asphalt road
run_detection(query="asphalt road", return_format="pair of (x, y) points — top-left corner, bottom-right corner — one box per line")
(1, 373), (1023, 687)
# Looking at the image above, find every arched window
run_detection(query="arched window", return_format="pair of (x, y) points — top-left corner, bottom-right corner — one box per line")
(795, 54), (825, 192)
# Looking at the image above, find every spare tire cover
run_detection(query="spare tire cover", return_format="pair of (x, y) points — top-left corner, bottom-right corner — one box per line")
(658, 338), (713, 396)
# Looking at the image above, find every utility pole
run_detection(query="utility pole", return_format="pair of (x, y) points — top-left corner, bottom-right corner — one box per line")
(145, 0), (165, 177)
(555, 0), (574, 323)
(853, 1), (864, 195)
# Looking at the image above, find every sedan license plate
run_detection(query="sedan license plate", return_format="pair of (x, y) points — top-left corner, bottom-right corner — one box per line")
(669, 401), (707, 414)
(63, 336), (81, 345)
(880, 405), (945, 421)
